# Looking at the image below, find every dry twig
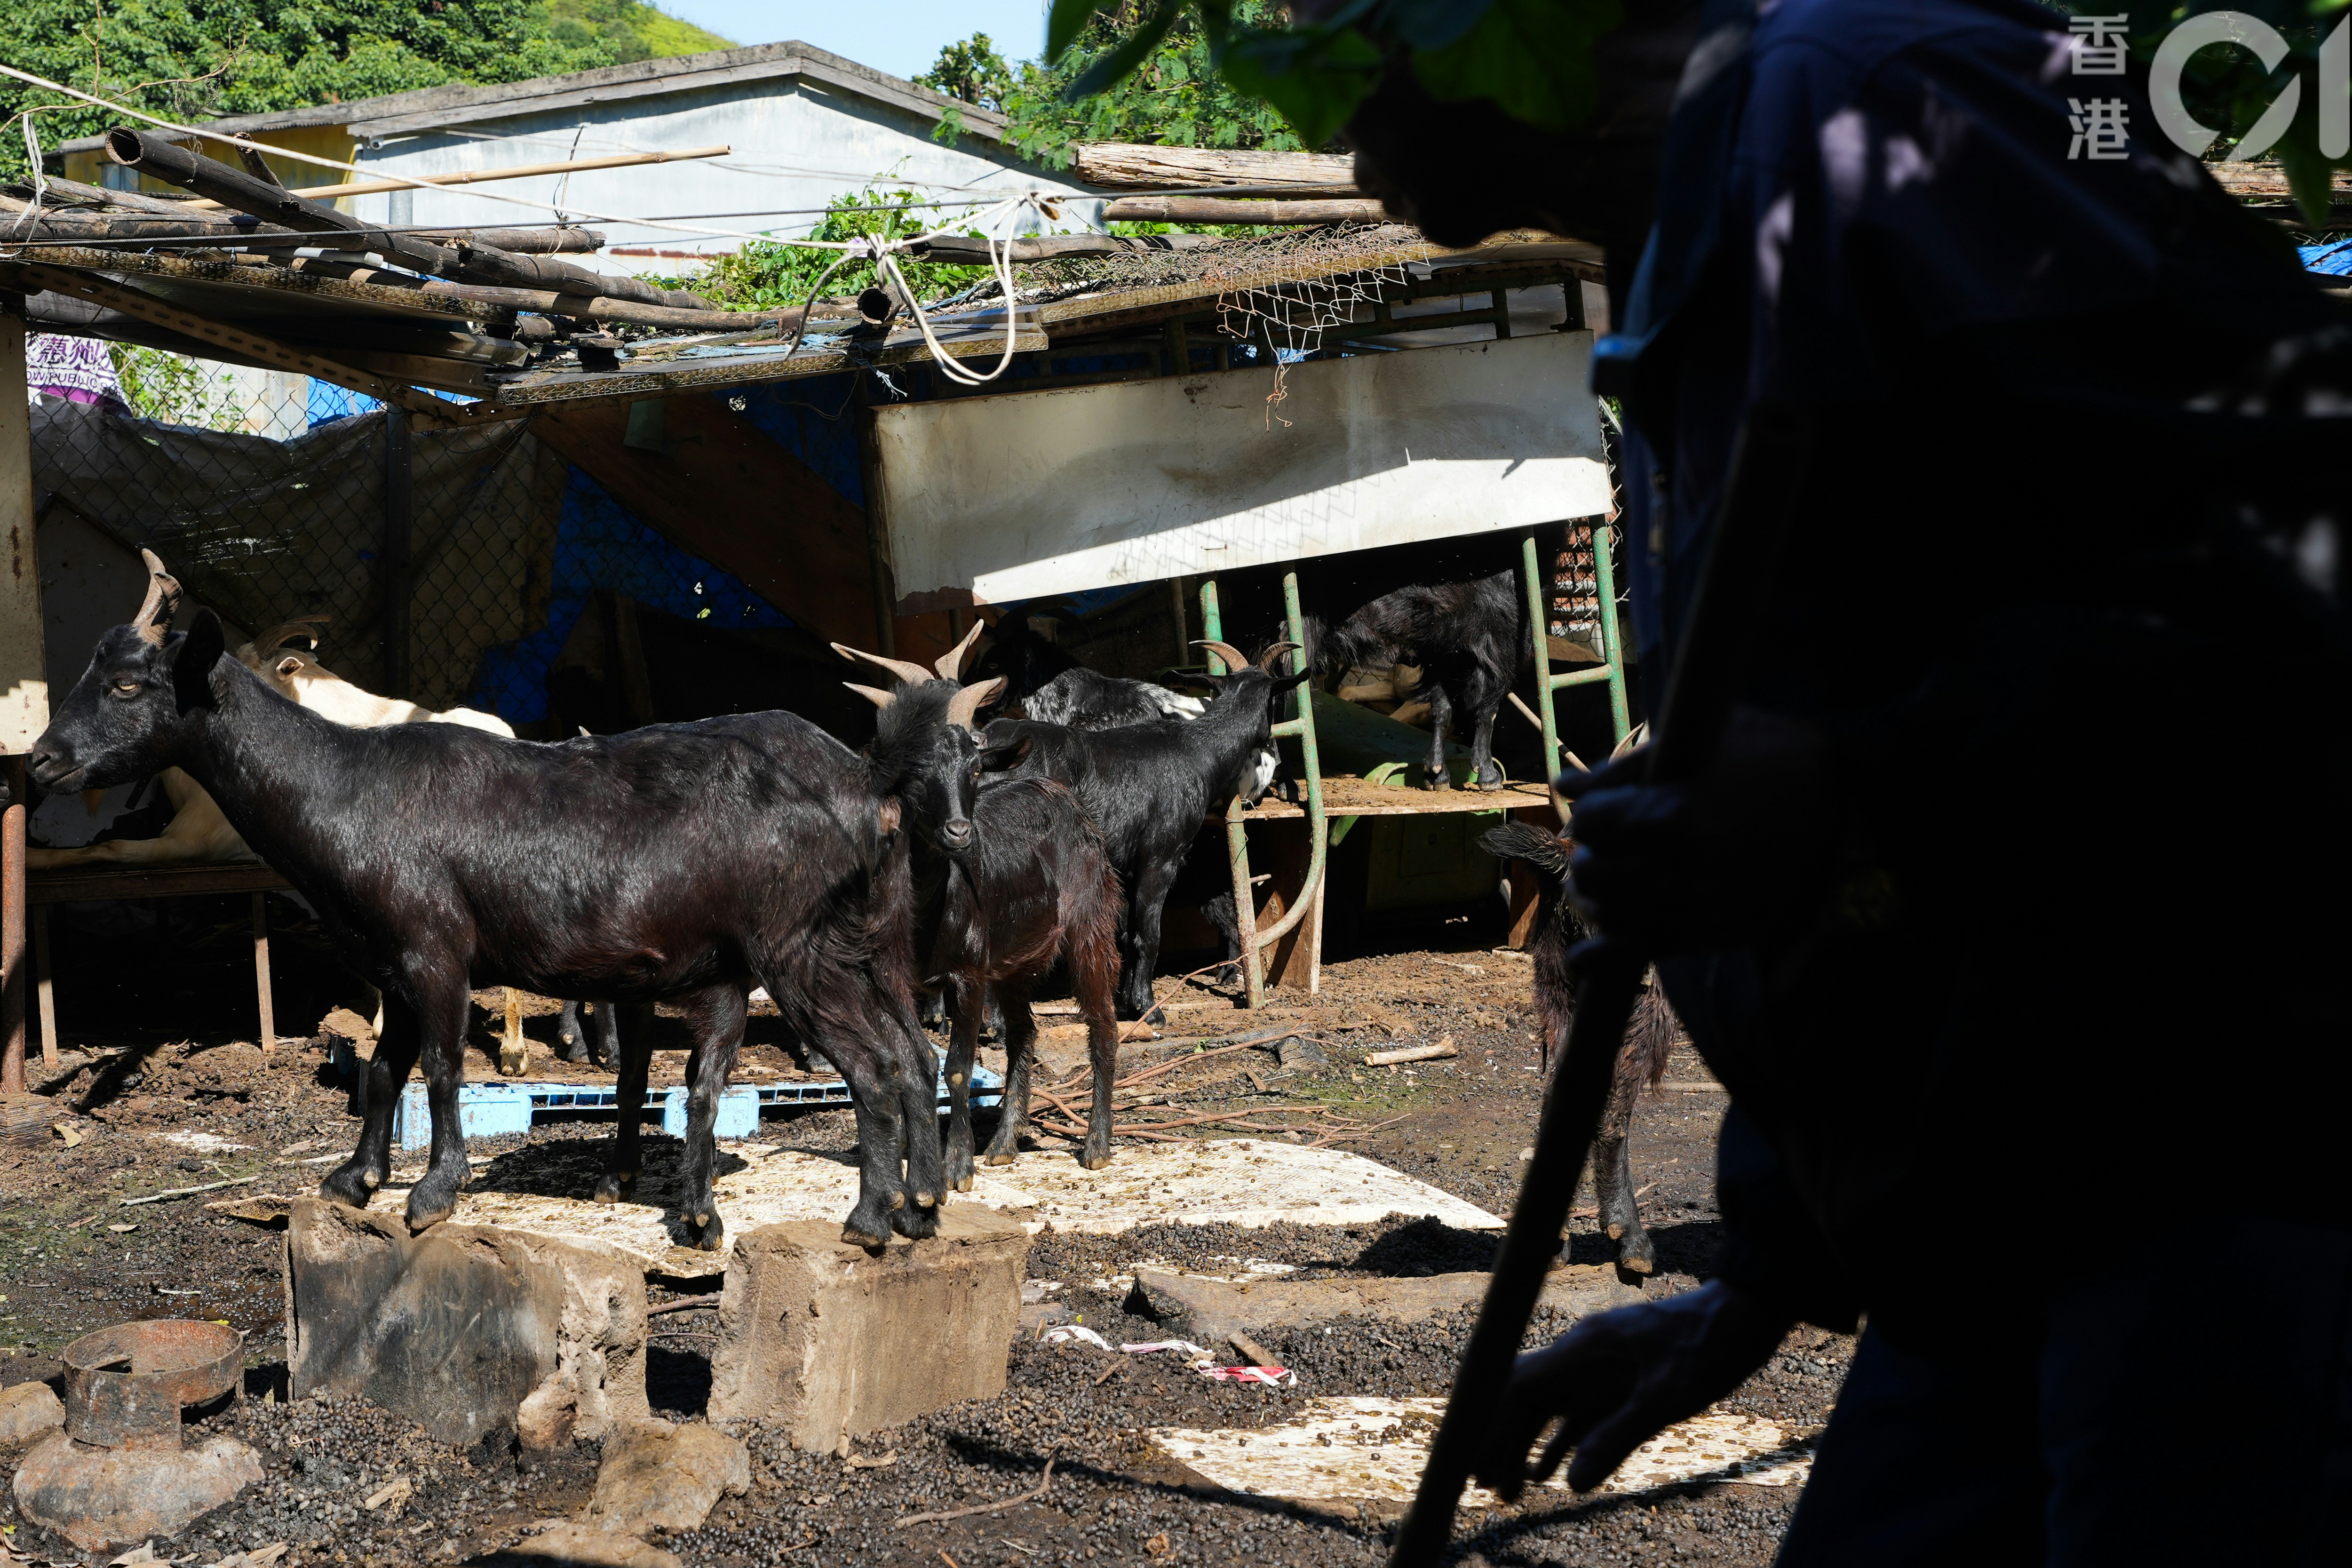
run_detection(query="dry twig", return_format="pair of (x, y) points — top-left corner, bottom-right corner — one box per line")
(895, 1458), (1055, 1528)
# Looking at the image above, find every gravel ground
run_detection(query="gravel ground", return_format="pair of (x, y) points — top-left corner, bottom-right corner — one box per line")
(1, 912), (1844, 1567)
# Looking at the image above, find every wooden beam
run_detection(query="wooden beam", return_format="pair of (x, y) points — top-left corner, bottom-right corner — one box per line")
(1101, 196), (1390, 225)
(532, 396), (879, 648)
(0, 259), (483, 426)
(1074, 143), (1356, 190)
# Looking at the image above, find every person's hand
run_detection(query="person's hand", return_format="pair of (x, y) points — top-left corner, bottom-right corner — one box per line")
(1560, 705), (1834, 953)
(1471, 1280), (1795, 1499)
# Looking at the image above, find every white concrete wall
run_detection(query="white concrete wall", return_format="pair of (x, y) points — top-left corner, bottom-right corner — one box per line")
(347, 80), (1101, 276)
(875, 331), (1613, 610)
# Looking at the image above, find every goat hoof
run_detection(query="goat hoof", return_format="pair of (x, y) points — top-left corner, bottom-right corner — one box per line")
(593, 1173), (636, 1205)
(686, 1211), (725, 1251)
(841, 1225), (889, 1250)
(318, 1166), (375, 1209)
(954, 1177), (974, 1193)
(1080, 1153), (1112, 1171)
(404, 1200), (454, 1234)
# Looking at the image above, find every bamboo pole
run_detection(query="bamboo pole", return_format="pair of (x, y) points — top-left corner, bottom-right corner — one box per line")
(107, 127), (715, 314)
(1101, 196), (1389, 225)
(178, 144), (731, 207)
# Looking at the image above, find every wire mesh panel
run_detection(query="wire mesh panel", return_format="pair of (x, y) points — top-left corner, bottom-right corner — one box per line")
(28, 344), (790, 730)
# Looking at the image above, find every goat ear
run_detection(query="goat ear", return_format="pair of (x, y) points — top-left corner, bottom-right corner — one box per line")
(276, 655), (303, 677)
(172, 609), (226, 713)
(1272, 669), (1311, 694)
(978, 734), (1033, 772)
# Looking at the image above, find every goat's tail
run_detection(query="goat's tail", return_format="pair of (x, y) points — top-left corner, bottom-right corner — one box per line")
(1481, 819), (1570, 879)
(1627, 969), (1681, 1088)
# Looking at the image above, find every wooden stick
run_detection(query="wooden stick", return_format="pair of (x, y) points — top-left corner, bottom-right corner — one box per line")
(121, 1175), (258, 1206)
(1366, 1042), (1458, 1066)
(894, 1458), (1054, 1528)
(178, 145), (731, 207)
(646, 1292), (723, 1317)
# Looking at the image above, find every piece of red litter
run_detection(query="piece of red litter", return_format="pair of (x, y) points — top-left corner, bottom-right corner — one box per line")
(1198, 1364), (1295, 1385)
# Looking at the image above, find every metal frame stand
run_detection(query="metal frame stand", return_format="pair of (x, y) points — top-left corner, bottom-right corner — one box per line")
(1523, 518), (1632, 774)
(1199, 573), (1327, 1009)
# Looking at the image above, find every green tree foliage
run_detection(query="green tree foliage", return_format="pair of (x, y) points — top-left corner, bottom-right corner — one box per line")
(0, 0), (724, 181)
(916, 4), (1305, 165)
(915, 32), (1015, 114)
(646, 188), (990, 313)
(536, 0), (734, 67)
(1039, 0), (1624, 153)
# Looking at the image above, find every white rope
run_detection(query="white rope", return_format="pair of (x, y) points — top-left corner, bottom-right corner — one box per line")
(8, 114), (47, 239)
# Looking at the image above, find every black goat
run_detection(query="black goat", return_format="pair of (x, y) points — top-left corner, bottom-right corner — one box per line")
(985, 640), (1307, 1020)
(555, 999), (619, 1067)
(1481, 816), (1682, 1274)
(836, 645), (1127, 1178)
(28, 553), (942, 1250)
(977, 605), (1208, 728)
(1323, 569), (1528, 790)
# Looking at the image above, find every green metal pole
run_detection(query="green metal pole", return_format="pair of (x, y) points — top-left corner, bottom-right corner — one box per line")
(1200, 578), (1261, 1005)
(1592, 517), (1632, 745)
(1521, 531), (1561, 781)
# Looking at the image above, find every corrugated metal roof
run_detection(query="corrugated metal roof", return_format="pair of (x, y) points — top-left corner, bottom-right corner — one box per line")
(51, 40), (1003, 154)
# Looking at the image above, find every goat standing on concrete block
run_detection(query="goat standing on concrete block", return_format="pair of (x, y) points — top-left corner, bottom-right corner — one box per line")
(836, 630), (1127, 1178)
(28, 553), (942, 1249)
(985, 640), (1306, 1020)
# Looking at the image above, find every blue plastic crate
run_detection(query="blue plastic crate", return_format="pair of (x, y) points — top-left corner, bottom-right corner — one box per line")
(389, 1062), (1002, 1151)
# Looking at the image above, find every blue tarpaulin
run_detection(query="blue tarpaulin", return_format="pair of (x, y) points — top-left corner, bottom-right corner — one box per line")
(2298, 239), (2352, 276)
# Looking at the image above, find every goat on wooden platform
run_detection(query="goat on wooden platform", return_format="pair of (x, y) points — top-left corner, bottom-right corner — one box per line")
(28, 552), (941, 1250)
(837, 629), (1127, 1178)
(1322, 569), (1529, 791)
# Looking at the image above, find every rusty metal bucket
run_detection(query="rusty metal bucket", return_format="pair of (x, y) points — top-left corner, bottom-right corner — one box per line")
(60, 1319), (244, 1451)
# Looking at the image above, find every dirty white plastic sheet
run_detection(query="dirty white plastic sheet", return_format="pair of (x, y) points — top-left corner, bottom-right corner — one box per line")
(874, 332), (1612, 610)
(394, 1137), (1503, 1278)
(1150, 1398), (1812, 1506)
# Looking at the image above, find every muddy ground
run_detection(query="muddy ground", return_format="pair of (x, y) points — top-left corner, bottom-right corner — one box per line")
(0, 899), (1849, 1567)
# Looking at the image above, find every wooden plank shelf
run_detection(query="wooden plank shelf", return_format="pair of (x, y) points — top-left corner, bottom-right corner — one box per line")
(28, 861), (293, 905)
(1238, 777), (1554, 822)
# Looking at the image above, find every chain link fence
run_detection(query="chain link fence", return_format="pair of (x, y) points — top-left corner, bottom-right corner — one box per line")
(29, 340), (790, 731)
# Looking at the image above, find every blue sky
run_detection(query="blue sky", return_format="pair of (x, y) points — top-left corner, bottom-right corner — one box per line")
(662, 2), (1049, 82)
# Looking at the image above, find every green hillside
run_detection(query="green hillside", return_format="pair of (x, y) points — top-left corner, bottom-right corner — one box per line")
(535, 0), (736, 64)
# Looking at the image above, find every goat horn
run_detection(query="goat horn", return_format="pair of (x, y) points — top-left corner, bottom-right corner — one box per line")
(842, 682), (898, 711)
(934, 619), (986, 681)
(134, 549), (183, 646)
(944, 676), (1007, 733)
(1192, 639), (1249, 676)
(1256, 640), (1303, 675)
(830, 641), (937, 690)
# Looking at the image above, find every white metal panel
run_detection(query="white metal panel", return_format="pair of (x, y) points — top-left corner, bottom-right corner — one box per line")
(874, 331), (1610, 609)
(350, 82), (1101, 271)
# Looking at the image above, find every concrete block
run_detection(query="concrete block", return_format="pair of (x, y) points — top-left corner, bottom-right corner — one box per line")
(13, 1431), (262, 1553)
(1128, 1263), (1645, 1344)
(583, 1421), (750, 1535)
(707, 1205), (1028, 1444)
(0, 1379), (64, 1445)
(286, 1198), (649, 1449)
